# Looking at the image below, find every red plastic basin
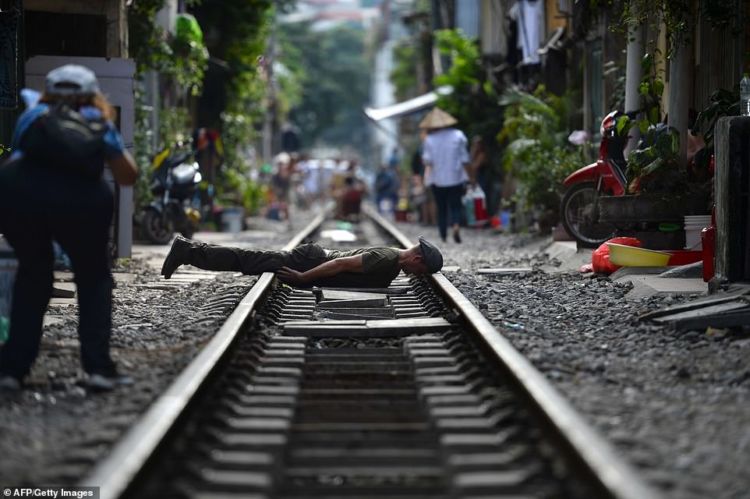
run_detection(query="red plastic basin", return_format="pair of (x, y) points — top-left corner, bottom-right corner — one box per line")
(667, 250), (703, 266)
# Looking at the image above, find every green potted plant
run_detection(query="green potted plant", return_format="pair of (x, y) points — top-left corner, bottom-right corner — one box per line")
(599, 123), (709, 226)
(594, 54), (713, 248)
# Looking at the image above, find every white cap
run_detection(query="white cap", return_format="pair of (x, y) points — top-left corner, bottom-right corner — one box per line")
(45, 65), (100, 96)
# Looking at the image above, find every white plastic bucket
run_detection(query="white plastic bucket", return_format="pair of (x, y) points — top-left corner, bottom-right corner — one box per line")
(221, 208), (244, 233)
(684, 215), (712, 250)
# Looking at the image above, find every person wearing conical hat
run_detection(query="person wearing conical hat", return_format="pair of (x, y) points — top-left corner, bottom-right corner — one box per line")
(418, 107), (458, 130)
(420, 107), (470, 243)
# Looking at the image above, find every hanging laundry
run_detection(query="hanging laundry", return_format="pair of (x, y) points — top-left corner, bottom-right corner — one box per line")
(509, 0), (544, 65)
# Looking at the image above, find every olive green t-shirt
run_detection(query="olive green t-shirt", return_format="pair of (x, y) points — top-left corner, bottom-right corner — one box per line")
(319, 247), (401, 288)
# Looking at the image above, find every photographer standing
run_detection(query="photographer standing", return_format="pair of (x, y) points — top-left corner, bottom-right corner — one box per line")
(0, 65), (138, 392)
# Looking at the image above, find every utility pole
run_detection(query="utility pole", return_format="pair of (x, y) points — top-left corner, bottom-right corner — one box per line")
(262, 10), (277, 165)
(667, 13), (694, 168)
(624, 15), (644, 154)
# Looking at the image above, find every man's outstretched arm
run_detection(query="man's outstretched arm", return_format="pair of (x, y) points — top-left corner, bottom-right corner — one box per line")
(276, 255), (363, 285)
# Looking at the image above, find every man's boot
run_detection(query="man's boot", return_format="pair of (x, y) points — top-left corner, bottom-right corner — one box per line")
(161, 236), (193, 279)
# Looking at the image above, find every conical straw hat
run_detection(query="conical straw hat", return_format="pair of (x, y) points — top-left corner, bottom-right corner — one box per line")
(419, 107), (458, 130)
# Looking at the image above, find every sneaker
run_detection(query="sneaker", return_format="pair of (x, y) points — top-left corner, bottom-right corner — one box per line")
(453, 231), (462, 244)
(0, 375), (21, 392)
(85, 373), (134, 392)
(161, 235), (192, 279)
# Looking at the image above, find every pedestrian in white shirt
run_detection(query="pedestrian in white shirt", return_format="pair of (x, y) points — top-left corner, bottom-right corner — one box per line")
(420, 108), (470, 243)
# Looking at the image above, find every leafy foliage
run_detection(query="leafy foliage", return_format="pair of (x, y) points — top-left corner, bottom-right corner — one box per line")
(214, 110), (265, 212)
(126, 2), (185, 209)
(628, 0), (690, 53)
(430, 27), (507, 201)
(625, 124), (682, 193)
(433, 29), (501, 142)
(693, 88), (740, 148)
(190, 0), (273, 198)
(390, 40), (419, 101)
(133, 88), (154, 209)
(132, 98), (193, 209)
(609, 53), (689, 193)
(497, 87), (583, 213)
(129, 1), (277, 213)
(279, 23), (372, 151)
(159, 106), (192, 148)
(591, 0), (688, 55)
(171, 14), (209, 95)
(593, 0), (740, 55)
(128, 0), (172, 73)
(129, 1), (208, 211)
(128, 0), (207, 94)
(192, 0), (272, 121)
(700, 0), (741, 30)
(612, 52), (665, 136)
(497, 88), (566, 149)
(691, 88), (740, 173)
(221, 167), (268, 215)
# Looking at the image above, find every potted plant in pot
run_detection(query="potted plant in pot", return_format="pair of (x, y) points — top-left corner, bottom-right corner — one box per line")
(599, 124), (711, 224)
(598, 88), (736, 229)
(593, 53), (712, 249)
(597, 123), (713, 248)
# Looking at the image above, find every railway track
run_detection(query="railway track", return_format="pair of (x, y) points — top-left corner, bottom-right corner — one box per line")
(82, 208), (661, 499)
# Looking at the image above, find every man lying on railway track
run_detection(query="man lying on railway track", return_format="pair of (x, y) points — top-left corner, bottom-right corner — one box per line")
(160, 235), (443, 288)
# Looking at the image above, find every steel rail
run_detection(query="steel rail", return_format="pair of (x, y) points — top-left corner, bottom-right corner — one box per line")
(364, 205), (662, 499)
(80, 211), (327, 499)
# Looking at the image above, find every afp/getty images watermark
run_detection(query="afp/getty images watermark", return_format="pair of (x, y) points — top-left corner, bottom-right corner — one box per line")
(2, 488), (99, 499)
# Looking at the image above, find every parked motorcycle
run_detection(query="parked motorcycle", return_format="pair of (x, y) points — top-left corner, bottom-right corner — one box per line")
(560, 110), (634, 246)
(141, 147), (202, 244)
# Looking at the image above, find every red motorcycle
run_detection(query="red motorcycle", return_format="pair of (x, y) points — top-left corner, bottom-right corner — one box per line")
(560, 110), (634, 246)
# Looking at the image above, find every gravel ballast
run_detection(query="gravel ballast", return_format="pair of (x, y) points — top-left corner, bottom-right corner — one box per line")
(396, 221), (750, 499)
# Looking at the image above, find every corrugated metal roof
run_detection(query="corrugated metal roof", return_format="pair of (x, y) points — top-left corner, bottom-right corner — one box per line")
(364, 86), (453, 121)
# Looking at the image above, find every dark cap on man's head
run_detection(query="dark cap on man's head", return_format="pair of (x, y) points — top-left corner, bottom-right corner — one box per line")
(418, 236), (443, 273)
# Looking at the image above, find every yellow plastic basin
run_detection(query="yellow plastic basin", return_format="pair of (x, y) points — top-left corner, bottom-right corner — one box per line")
(607, 243), (671, 267)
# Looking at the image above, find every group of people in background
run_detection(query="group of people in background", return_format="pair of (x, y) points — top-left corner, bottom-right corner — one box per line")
(272, 105), (498, 245)
(269, 153), (366, 221)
